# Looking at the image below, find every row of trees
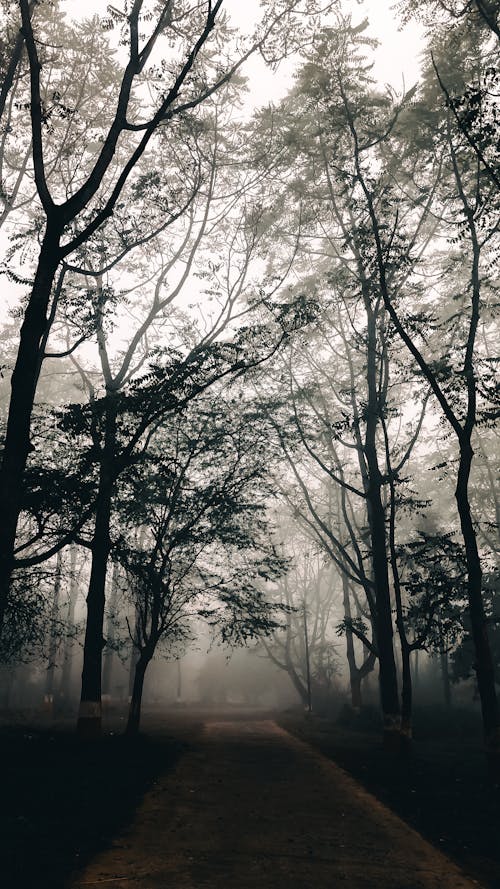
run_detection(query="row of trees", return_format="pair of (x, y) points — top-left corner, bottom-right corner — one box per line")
(0, 0), (335, 734)
(0, 1), (498, 754)
(260, 3), (498, 749)
(250, 0), (499, 750)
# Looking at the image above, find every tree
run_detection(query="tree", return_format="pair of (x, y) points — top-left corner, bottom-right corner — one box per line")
(111, 388), (287, 733)
(0, 0), (331, 642)
(51, 282), (309, 735)
(332, 20), (500, 754)
(260, 523), (340, 712)
(399, 0), (500, 42)
(249, 20), (441, 742)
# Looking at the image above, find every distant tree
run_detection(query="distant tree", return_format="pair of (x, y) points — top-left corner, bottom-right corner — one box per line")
(111, 390), (287, 733)
(260, 524), (340, 712)
(55, 286), (312, 736)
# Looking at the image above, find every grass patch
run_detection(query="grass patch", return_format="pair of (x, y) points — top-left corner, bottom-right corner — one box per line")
(1, 724), (186, 889)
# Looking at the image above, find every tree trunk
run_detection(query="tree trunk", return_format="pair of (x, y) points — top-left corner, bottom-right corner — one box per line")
(359, 650), (377, 694)
(128, 603), (141, 701)
(59, 545), (79, 708)
(400, 641), (413, 743)
(44, 549), (63, 714)
(363, 300), (400, 745)
(456, 439), (499, 753)
(371, 504), (401, 748)
(440, 647), (452, 709)
(350, 670), (363, 711)
(126, 655), (149, 736)
(285, 655), (310, 710)
(0, 224), (61, 637)
(102, 561), (119, 697)
(176, 659), (182, 703)
(302, 601), (312, 713)
(342, 573), (364, 711)
(77, 394), (117, 737)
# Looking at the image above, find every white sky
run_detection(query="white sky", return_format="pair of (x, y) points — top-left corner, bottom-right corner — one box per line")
(0, 1), (423, 331)
(225, 0), (423, 103)
(69, 1), (423, 103)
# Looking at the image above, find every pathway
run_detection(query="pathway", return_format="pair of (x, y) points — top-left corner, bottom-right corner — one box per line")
(71, 718), (482, 889)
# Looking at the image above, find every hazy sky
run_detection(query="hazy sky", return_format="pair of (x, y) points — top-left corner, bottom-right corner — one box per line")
(225, 0), (423, 103)
(1, 1), (423, 320)
(68, 1), (423, 104)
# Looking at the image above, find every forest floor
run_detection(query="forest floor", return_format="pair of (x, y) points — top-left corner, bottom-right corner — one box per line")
(1, 711), (188, 889)
(279, 707), (500, 889)
(1, 706), (497, 889)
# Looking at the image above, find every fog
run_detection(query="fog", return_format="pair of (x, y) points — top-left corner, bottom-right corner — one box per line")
(0, 9), (498, 888)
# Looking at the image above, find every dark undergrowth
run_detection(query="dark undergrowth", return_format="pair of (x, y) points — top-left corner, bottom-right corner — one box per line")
(1, 717), (187, 889)
(279, 705), (500, 889)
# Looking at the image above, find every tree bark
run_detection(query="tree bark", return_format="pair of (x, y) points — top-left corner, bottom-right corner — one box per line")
(126, 655), (150, 736)
(456, 438), (499, 751)
(370, 492), (401, 745)
(59, 545), (79, 708)
(363, 298), (400, 744)
(440, 647), (452, 709)
(400, 641), (413, 742)
(77, 394), (117, 737)
(44, 549), (63, 713)
(128, 602), (142, 701)
(345, 618), (362, 710)
(0, 223), (62, 636)
(302, 601), (312, 713)
(342, 573), (375, 711)
(102, 561), (119, 697)
(285, 654), (310, 710)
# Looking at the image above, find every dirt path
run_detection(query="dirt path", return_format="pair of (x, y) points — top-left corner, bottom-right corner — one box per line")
(70, 718), (482, 889)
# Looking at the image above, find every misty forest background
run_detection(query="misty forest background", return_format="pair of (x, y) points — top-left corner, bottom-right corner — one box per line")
(0, 0), (498, 758)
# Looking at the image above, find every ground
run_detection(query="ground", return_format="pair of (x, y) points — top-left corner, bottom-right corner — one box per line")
(279, 707), (500, 889)
(1, 706), (498, 889)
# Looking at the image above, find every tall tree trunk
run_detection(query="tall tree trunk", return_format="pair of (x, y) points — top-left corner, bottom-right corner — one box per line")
(126, 655), (150, 736)
(342, 573), (366, 711)
(363, 299), (400, 745)
(400, 641), (413, 742)
(440, 647), (452, 708)
(350, 669), (362, 711)
(302, 601), (312, 713)
(456, 439), (499, 750)
(285, 653), (310, 709)
(77, 394), (117, 737)
(59, 545), (79, 708)
(369, 490), (400, 745)
(128, 603), (141, 701)
(0, 224), (61, 637)
(414, 649), (420, 694)
(102, 561), (119, 697)
(176, 659), (182, 703)
(44, 549), (63, 713)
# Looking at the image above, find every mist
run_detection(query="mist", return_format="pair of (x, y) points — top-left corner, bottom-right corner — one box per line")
(0, 1), (498, 888)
